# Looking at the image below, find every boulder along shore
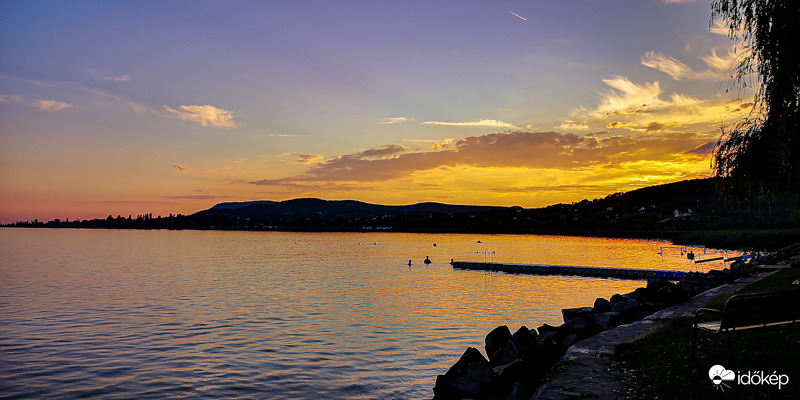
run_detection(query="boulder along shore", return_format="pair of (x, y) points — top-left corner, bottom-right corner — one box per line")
(432, 243), (800, 400)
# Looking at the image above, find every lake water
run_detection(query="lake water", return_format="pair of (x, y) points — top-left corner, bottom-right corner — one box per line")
(0, 229), (729, 399)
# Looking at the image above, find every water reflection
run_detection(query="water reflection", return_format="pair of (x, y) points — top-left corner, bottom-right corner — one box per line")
(0, 229), (732, 399)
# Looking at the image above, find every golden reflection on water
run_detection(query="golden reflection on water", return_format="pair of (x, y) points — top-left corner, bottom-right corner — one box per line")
(0, 229), (735, 399)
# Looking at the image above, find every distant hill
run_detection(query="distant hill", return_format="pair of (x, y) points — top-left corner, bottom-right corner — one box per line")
(193, 198), (508, 221)
(191, 178), (797, 236)
(9, 177), (798, 249)
(210, 200), (277, 210)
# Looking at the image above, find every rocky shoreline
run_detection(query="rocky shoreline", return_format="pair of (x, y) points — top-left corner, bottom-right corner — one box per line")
(432, 244), (800, 400)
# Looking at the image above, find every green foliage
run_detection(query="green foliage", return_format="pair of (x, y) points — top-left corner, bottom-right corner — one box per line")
(711, 0), (800, 200)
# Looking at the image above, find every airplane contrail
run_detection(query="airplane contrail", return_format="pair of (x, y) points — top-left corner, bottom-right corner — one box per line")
(510, 11), (527, 21)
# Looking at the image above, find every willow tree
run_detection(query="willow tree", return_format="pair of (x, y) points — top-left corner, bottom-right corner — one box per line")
(711, 0), (800, 200)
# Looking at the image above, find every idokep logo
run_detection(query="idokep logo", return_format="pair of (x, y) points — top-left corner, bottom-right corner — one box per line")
(708, 365), (790, 391)
(709, 365), (735, 391)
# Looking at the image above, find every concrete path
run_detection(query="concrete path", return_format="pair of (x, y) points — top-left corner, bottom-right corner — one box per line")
(532, 274), (767, 400)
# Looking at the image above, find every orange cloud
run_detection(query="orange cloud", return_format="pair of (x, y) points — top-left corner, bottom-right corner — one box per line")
(172, 164), (191, 173)
(248, 131), (711, 188)
(566, 76), (749, 133)
(164, 104), (237, 128)
(422, 119), (521, 130)
(35, 99), (71, 111)
(281, 153), (325, 164)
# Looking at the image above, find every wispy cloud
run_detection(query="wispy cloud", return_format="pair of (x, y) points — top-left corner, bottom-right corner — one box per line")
(641, 50), (735, 80)
(87, 68), (131, 82)
(105, 74), (131, 82)
(378, 116), (409, 125)
(1, 76), (151, 113)
(0, 94), (23, 104)
(565, 75), (748, 133)
(422, 118), (521, 130)
(281, 152), (325, 164)
(641, 51), (693, 80)
(709, 18), (730, 36)
(353, 144), (406, 159)
(558, 120), (589, 131)
(163, 104), (238, 128)
(163, 194), (226, 200)
(35, 99), (71, 111)
(595, 76), (663, 116)
(172, 164), (192, 173)
(0, 94), (71, 111)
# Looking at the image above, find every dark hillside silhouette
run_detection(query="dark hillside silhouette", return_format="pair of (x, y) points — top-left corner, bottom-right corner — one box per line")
(6, 178), (798, 248)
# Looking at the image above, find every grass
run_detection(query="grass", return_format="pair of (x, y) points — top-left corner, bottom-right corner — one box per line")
(616, 267), (800, 399)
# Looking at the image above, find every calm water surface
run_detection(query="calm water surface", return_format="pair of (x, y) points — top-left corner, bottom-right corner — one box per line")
(0, 229), (728, 399)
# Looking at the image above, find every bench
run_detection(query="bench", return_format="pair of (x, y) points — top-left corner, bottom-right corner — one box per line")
(692, 290), (800, 360)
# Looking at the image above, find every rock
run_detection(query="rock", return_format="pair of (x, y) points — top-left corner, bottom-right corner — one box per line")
(510, 326), (538, 360)
(524, 341), (567, 383)
(561, 306), (594, 324)
(490, 325), (540, 367)
(489, 341), (518, 367)
(564, 315), (592, 331)
(676, 280), (696, 295)
(536, 324), (577, 350)
(560, 333), (578, 347)
(639, 301), (665, 313)
(485, 325), (512, 360)
(595, 311), (621, 330)
(654, 282), (689, 305)
(494, 359), (536, 384)
(535, 324), (562, 345)
(505, 381), (536, 400)
(433, 347), (493, 399)
(561, 307), (597, 338)
(609, 293), (632, 309)
(593, 297), (611, 314)
(731, 260), (747, 272)
(611, 298), (640, 318)
(646, 278), (671, 291)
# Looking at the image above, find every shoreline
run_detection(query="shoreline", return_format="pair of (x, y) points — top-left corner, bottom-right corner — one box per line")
(4, 225), (799, 251)
(432, 242), (800, 400)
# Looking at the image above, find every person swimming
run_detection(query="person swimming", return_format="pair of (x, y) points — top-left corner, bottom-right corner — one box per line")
(424, 256), (431, 264)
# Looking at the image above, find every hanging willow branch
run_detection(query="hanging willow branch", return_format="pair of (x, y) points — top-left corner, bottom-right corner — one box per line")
(710, 0), (800, 200)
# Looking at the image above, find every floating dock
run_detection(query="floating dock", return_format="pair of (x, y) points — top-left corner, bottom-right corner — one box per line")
(451, 261), (685, 281)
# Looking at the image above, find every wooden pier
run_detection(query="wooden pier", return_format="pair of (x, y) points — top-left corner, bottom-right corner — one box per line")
(451, 261), (686, 281)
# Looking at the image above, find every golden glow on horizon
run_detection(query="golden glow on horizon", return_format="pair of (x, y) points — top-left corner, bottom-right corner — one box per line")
(0, 125), (718, 223)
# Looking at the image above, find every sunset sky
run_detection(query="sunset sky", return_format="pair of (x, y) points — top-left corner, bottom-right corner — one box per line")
(0, 0), (754, 223)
